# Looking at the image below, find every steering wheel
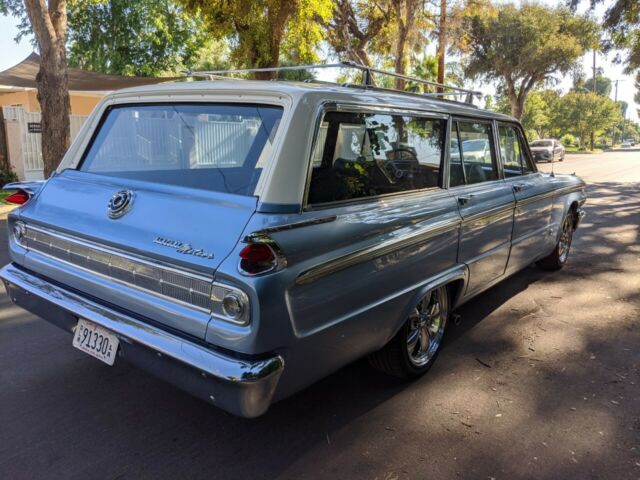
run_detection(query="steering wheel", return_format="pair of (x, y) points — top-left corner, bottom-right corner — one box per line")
(379, 147), (420, 183)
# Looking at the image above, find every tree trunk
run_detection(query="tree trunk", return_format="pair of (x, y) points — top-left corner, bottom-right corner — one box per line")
(24, 0), (70, 178)
(394, 22), (408, 90)
(436, 0), (447, 94)
(37, 48), (71, 178)
(509, 96), (524, 120)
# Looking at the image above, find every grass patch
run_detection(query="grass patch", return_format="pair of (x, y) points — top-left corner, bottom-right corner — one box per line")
(565, 147), (603, 154)
(0, 190), (14, 205)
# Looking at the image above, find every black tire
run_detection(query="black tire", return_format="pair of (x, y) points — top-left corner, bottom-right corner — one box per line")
(537, 210), (575, 271)
(368, 286), (449, 379)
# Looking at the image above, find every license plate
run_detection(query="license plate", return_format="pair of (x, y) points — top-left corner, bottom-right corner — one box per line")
(72, 318), (119, 366)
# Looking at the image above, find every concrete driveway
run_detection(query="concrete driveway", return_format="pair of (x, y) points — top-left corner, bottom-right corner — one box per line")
(0, 151), (638, 479)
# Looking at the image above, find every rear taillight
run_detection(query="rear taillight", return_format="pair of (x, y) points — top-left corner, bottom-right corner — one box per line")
(239, 242), (285, 276)
(4, 190), (30, 205)
(239, 243), (276, 275)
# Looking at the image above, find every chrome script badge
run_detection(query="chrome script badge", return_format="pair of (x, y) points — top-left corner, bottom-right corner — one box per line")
(153, 237), (214, 259)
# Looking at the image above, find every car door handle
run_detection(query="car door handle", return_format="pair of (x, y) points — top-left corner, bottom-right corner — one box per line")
(512, 183), (527, 193)
(457, 195), (473, 206)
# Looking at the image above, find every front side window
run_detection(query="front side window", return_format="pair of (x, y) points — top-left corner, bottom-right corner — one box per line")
(81, 103), (283, 196)
(307, 111), (445, 205)
(499, 124), (535, 177)
(449, 120), (498, 186)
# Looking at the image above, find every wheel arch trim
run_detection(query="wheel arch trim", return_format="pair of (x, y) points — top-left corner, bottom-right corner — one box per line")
(388, 264), (469, 343)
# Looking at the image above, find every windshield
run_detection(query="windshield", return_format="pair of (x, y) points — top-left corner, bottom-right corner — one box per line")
(530, 140), (552, 147)
(80, 103), (283, 196)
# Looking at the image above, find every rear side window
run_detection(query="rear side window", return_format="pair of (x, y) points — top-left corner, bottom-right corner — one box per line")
(307, 111), (445, 205)
(80, 103), (283, 195)
(498, 124), (535, 177)
(449, 121), (498, 186)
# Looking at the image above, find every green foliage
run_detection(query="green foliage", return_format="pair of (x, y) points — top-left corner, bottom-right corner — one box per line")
(0, 163), (18, 186)
(554, 91), (622, 148)
(572, 0), (640, 73)
(179, 0), (333, 76)
(405, 55), (438, 92)
(459, 2), (599, 119)
(573, 74), (612, 96)
(560, 134), (576, 147)
(520, 90), (559, 139)
(0, 1), (30, 44)
(66, 0), (207, 76)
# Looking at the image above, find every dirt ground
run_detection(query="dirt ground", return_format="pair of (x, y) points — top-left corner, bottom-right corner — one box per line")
(0, 150), (638, 479)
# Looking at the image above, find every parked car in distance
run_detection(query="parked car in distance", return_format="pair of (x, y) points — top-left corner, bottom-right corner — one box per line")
(529, 139), (565, 162)
(0, 63), (587, 418)
(621, 140), (634, 148)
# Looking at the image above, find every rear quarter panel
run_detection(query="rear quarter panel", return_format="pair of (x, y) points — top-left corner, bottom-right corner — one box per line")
(222, 189), (464, 397)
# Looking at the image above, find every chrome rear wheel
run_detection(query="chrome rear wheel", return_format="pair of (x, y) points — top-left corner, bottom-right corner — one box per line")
(537, 209), (576, 271)
(369, 285), (450, 379)
(558, 214), (574, 264)
(406, 288), (448, 367)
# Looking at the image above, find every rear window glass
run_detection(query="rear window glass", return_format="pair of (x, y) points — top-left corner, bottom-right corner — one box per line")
(80, 104), (283, 196)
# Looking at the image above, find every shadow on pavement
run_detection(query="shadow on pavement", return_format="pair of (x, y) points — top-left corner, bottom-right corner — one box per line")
(0, 182), (638, 479)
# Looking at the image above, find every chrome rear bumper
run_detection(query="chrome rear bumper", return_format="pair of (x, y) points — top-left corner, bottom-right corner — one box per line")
(0, 263), (284, 418)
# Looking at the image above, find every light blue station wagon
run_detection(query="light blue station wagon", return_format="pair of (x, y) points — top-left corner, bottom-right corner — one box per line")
(1, 65), (586, 417)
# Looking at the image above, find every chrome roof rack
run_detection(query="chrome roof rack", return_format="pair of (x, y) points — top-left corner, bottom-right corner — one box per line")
(182, 61), (482, 105)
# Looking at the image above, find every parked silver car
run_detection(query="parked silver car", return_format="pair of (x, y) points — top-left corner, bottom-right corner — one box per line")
(530, 139), (565, 162)
(0, 64), (586, 417)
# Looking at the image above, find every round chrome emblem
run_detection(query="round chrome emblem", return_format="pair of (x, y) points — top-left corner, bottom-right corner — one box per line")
(107, 190), (134, 219)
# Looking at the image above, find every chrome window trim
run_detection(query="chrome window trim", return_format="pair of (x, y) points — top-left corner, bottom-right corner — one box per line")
(451, 116), (501, 183)
(302, 103), (449, 211)
(496, 120), (538, 175)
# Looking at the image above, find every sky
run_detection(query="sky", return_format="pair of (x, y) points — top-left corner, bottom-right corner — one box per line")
(0, 3), (637, 122)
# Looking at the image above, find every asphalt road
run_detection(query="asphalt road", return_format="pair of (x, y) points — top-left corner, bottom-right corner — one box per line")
(1, 151), (639, 480)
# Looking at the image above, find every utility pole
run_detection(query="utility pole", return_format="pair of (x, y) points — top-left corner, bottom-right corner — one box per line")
(436, 0), (448, 95)
(592, 50), (597, 93)
(590, 50), (596, 150)
(613, 79), (619, 147)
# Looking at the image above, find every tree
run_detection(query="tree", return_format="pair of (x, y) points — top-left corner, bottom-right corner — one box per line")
(493, 89), (559, 139)
(325, 0), (386, 67)
(325, 0), (433, 89)
(0, 0), (71, 178)
(66, 0), (208, 76)
(571, 0), (640, 73)
(554, 91), (621, 149)
(458, 2), (598, 119)
(435, 0), (447, 91)
(179, 0), (332, 79)
(573, 73), (612, 96)
(388, 0), (425, 89)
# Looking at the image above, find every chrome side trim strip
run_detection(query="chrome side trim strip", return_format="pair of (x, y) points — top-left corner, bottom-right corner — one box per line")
(514, 184), (584, 207)
(22, 224), (213, 312)
(243, 215), (337, 242)
(296, 217), (460, 285)
(461, 203), (514, 224)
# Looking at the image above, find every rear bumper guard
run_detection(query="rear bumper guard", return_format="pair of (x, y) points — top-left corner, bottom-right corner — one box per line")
(0, 263), (284, 418)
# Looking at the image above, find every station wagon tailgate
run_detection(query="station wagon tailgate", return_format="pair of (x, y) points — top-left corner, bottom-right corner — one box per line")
(13, 171), (257, 339)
